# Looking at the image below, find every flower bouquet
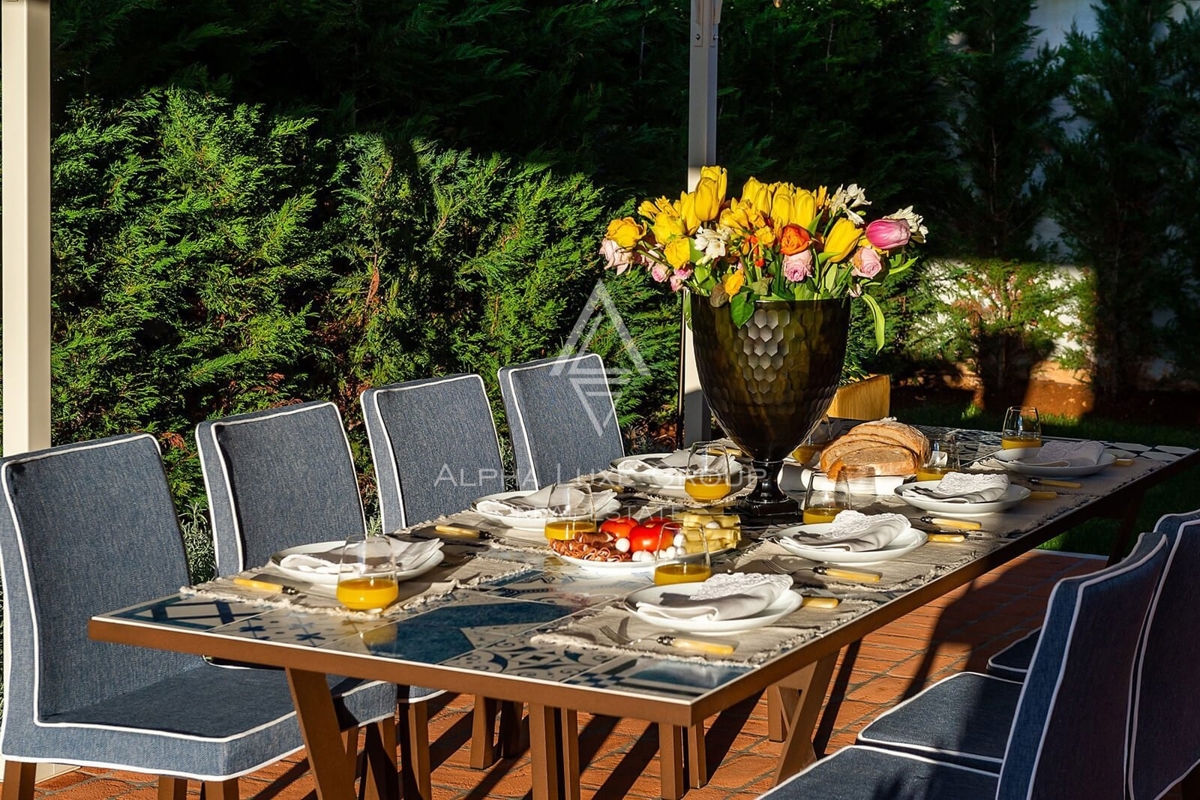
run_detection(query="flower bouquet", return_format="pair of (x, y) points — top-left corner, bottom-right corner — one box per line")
(599, 166), (926, 348)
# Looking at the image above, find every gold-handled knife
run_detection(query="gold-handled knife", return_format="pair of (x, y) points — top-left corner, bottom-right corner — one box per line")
(1027, 477), (1083, 489)
(811, 564), (883, 583)
(233, 576), (299, 595)
(920, 516), (983, 531)
(655, 635), (736, 656)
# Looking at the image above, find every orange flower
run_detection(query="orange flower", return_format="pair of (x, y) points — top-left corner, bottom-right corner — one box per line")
(778, 224), (812, 256)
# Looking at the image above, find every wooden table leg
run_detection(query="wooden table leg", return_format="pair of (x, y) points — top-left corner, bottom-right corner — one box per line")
(363, 719), (399, 800)
(687, 721), (708, 788)
(471, 695), (498, 768)
(499, 701), (525, 757)
(659, 724), (685, 800)
(560, 709), (581, 800)
(773, 652), (838, 786)
(528, 703), (562, 800)
(286, 668), (356, 800)
(401, 698), (432, 800)
(1107, 488), (1146, 566)
(2, 761), (36, 800)
(767, 685), (800, 743)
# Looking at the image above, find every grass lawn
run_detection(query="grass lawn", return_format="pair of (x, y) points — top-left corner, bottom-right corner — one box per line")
(893, 399), (1200, 558)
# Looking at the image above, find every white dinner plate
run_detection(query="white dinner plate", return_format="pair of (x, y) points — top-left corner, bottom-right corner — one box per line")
(623, 584), (804, 633)
(270, 542), (445, 586)
(611, 452), (744, 490)
(774, 522), (927, 565)
(992, 449), (1117, 478)
(893, 482), (1031, 516)
(470, 490), (623, 531)
(553, 552), (679, 573)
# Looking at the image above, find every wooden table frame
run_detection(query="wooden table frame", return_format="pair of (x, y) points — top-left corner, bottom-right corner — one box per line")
(91, 450), (1196, 800)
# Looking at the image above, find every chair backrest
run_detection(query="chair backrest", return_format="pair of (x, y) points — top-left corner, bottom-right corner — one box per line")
(0, 435), (196, 748)
(362, 374), (505, 531)
(197, 401), (366, 575)
(996, 531), (1172, 800)
(498, 354), (624, 490)
(1128, 509), (1200, 799)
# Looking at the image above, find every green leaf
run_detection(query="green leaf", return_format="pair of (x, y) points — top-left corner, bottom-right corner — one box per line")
(730, 291), (754, 327)
(861, 292), (886, 352)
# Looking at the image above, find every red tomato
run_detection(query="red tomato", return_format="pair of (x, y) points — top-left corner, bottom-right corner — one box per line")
(628, 517), (676, 552)
(600, 516), (638, 538)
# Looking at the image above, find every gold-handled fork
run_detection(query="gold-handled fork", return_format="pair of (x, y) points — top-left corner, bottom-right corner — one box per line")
(599, 621), (736, 656)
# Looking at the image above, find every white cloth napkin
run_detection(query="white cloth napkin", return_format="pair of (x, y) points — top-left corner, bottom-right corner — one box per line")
(278, 537), (442, 576)
(635, 573), (794, 622)
(473, 484), (616, 519)
(789, 511), (910, 552)
(906, 473), (1009, 503)
(1019, 440), (1107, 467)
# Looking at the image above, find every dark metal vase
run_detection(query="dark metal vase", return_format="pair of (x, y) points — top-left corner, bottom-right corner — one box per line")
(691, 297), (851, 517)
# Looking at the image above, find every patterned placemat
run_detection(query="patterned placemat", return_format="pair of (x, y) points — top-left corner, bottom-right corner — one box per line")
(182, 552), (535, 621)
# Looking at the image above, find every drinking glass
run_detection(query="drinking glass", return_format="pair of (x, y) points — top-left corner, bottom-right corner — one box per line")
(791, 418), (834, 466)
(802, 470), (850, 524)
(336, 534), (399, 612)
(840, 465), (879, 509)
(1001, 406), (1042, 449)
(544, 483), (597, 543)
(653, 519), (712, 585)
(684, 442), (734, 503)
(917, 433), (961, 482)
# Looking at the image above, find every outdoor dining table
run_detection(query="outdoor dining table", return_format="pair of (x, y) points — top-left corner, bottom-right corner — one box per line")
(89, 426), (1198, 800)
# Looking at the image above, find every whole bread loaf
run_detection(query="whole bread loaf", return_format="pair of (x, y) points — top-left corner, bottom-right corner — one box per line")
(819, 420), (929, 479)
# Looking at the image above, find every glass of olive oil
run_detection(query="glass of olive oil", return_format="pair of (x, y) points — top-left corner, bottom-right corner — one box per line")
(802, 470), (851, 525)
(336, 534), (399, 612)
(684, 443), (734, 503)
(1001, 406), (1042, 450)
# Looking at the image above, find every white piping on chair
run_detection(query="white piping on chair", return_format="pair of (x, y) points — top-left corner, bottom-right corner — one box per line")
(773, 745), (1001, 794)
(985, 629), (1039, 677)
(1006, 533), (1170, 800)
(855, 672), (1020, 765)
(1128, 517), (1200, 800)
(365, 374), (502, 533)
(204, 402), (367, 572)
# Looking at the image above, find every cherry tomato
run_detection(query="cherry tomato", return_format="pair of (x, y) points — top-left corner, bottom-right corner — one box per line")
(599, 516), (638, 539)
(628, 518), (677, 552)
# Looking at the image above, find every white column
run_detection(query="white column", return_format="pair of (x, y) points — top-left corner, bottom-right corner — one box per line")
(680, 0), (721, 445)
(2, 0), (53, 456)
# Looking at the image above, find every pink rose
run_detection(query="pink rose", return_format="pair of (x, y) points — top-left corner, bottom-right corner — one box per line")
(650, 264), (670, 283)
(599, 238), (632, 274)
(851, 246), (883, 279)
(782, 249), (814, 282)
(669, 266), (693, 292)
(864, 219), (910, 251)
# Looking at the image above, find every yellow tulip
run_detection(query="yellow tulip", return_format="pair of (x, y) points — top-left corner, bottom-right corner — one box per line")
(771, 185), (795, 229)
(741, 177), (770, 211)
(605, 217), (644, 249)
(700, 165), (728, 203)
(793, 189), (816, 229)
(664, 238), (693, 269)
(694, 178), (721, 223)
(653, 212), (685, 244)
(678, 192), (701, 234)
(724, 268), (746, 296)
(814, 185), (829, 210)
(755, 225), (776, 249)
(824, 218), (862, 263)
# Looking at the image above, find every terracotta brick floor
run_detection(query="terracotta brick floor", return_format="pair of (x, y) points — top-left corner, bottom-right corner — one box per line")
(11, 551), (1112, 800)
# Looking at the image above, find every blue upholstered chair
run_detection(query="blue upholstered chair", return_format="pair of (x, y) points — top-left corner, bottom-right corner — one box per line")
(988, 508), (1200, 684)
(196, 402), (438, 796)
(0, 434), (394, 799)
(362, 374), (505, 531)
(757, 532), (1172, 799)
(498, 354), (625, 490)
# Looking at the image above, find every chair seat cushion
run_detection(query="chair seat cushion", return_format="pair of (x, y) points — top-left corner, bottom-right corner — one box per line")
(987, 629), (1039, 681)
(759, 745), (998, 799)
(856, 672), (1022, 772)
(8, 663), (395, 780)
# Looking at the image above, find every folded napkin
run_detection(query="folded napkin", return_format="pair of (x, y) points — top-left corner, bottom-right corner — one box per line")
(789, 511), (910, 552)
(278, 537), (442, 576)
(473, 484), (616, 519)
(906, 473), (1009, 503)
(1019, 440), (1107, 467)
(635, 573), (794, 622)
(617, 450), (691, 477)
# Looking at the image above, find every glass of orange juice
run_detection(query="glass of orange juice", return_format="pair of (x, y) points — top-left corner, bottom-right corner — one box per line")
(917, 433), (961, 482)
(684, 443), (734, 503)
(802, 470), (850, 525)
(336, 534), (399, 612)
(1001, 406), (1042, 450)
(544, 483), (597, 542)
(653, 520), (711, 585)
